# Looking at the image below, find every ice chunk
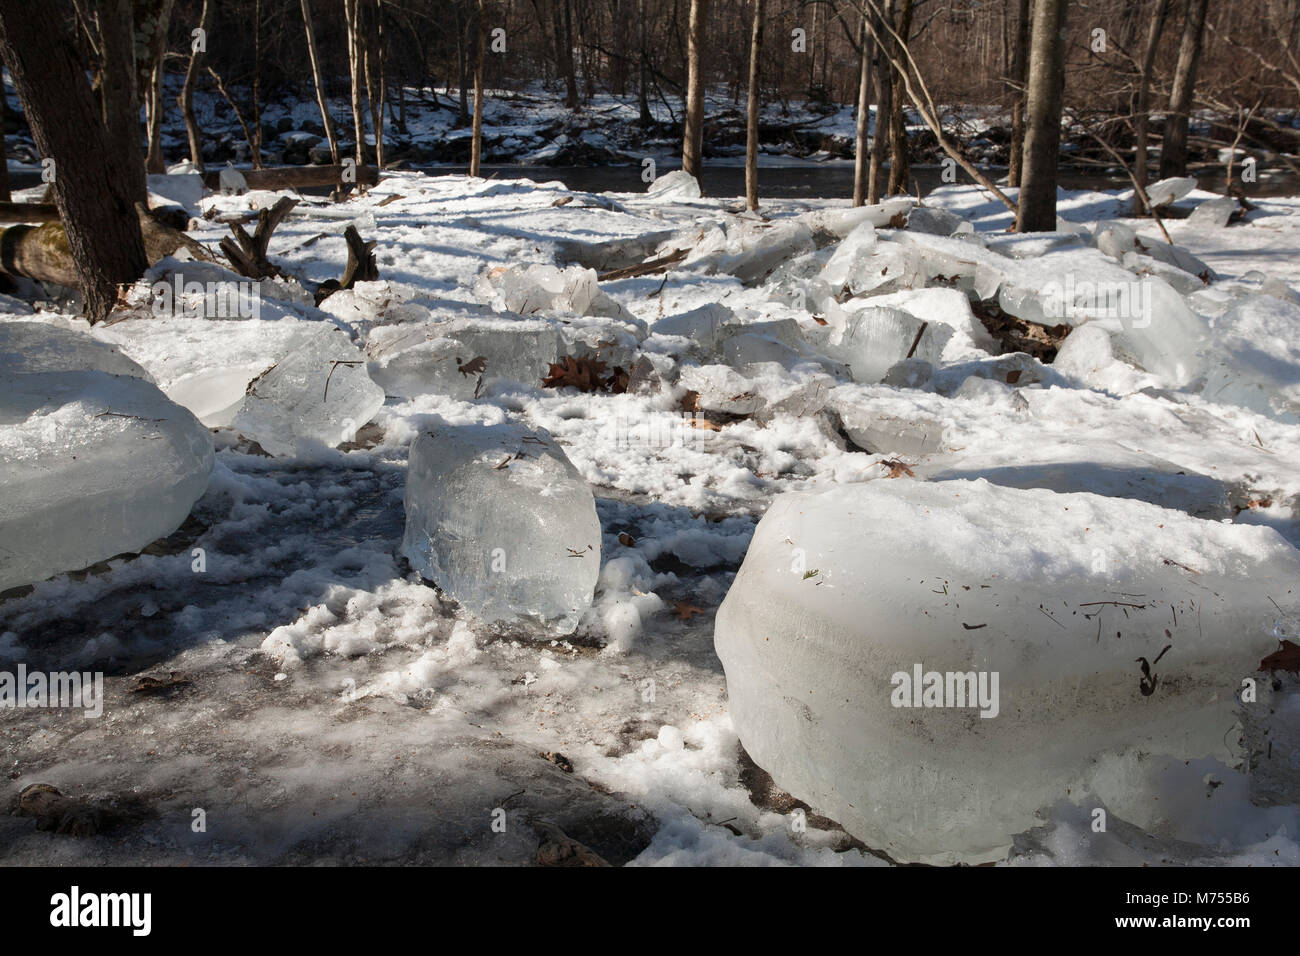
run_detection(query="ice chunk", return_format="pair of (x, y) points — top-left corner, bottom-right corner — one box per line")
(400, 420), (601, 634)
(97, 316), (384, 454)
(714, 479), (1300, 863)
(1094, 222), (1213, 280)
(795, 197), (912, 241)
(1144, 176), (1196, 207)
(828, 393), (947, 456)
(645, 170), (702, 201)
(864, 287), (998, 355)
(367, 311), (641, 401)
(933, 352), (1063, 395)
(1, 327), (214, 592)
(711, 221), (816, 286)
(651, 304), (735, 353)
(1052, 323), (1157, 395)
(680, 362), (835, 420)
(553, 229), (677, 272)
(1104, 277), (1209, 387)
(1, 321), (152, 381)
(819, 220), (877, 291)
(93, 316), (314, 425)
(905, 206), (966, 236)
(229, 324), (385, 456)
(1187, 197), (1236, 228)
(809, 306), (952, 384)
(474, 263), (633, 322)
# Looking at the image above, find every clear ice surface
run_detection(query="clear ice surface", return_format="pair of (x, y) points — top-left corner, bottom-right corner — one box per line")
(400, 419), (601, 635)
(714, 479), (1300, 863)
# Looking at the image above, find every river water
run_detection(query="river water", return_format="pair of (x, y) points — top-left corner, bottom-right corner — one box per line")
(418, 162), (1300, 200)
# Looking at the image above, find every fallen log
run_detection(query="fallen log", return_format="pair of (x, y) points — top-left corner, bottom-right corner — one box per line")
(0, 202), (60, 223)
(0, 203), (214, 292)
(201, 163), (380, 192)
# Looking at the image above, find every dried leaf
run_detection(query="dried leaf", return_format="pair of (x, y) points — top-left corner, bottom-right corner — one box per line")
(541, 355), (626, 393)
(456, 355), (487, 377)
(672, 601), (707, 622)
(880, 458), (915, 478)
(685, 417), (721, 432)
(1259, 639), (1300, 675)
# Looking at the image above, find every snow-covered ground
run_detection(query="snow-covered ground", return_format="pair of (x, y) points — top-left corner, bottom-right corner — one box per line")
(2, 169), (1299, 865)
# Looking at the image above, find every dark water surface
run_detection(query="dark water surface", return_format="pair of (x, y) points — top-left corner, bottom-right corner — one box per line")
(418, 162), (1300, 201)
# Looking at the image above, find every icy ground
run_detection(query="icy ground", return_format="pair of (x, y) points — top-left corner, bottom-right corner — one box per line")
(2, 171), (1300, 865)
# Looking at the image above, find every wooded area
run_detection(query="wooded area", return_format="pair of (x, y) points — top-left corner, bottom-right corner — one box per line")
(0, 0), (1298, 317)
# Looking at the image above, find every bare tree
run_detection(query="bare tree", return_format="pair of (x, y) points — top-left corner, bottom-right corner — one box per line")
(301, 0), (341, 165)
(682, 0), (708, 184)
(867, 0), (893, 203)
(143, 0), (176, 175)
(852, 11), (873, 206)
(179, 0), (212, 172)
(471, 0), (487, 176)
(1133, 0), (1171, 211)
(364, 0), (387, 168)
(1159, 0), (1210, 178)
(0, 0), (148, 323)
(1015, 0), (1068, 231)
(886, 0), (914, 195)
(345, 0), (367, 165)
(1007, 0), (1030, 187)
(745, 0), (764, 210)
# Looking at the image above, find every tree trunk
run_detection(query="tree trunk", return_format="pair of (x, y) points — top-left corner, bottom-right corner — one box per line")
(0, 0), (148, 322)
(1007, 0), (1031, 187)
(0, 57), (10, 203)
(744, 0), (764, 211)
(637, 0), (651, 125)
(1134, 0), (1171, 211)
(682, 0), (709, 184)
(144, 0), (175, 175)
(249, 0), (263, 169)
(470, 0), (487, 176)
(301, 0), (340, 165)
(1015, 0), (1068, 232)
(867, 0), (893, 204)
(179, 0), (211, 172)
(364, 0), (386, 169)
(455, 1), (470, 124)
(886, 0), (914, 196)
(95, 0), (147, 203)
(853, 14), (873, 206)
(556, 0), (578, 109)
(1159, 0), (1209, 179)
(345, 0), (367, 165)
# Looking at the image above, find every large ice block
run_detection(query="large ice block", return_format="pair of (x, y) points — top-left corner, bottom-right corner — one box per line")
(229, 323), (385, 456)
(400, 420), (601, 634)
(714, 479), (1297, 863)
(0, 324), (214, 592)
